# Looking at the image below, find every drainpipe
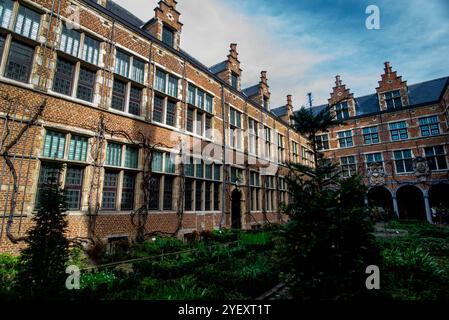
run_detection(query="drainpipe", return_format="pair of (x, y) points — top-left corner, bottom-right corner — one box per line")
(220, 84), (227, 229)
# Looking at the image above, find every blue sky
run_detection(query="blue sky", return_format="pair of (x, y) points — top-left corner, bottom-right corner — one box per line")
(113, 0), (449, 107)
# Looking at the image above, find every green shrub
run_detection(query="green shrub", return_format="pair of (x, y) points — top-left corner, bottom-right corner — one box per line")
(381, 246), (449, 300)
(132, 237), (186, 258)
(0, 254), (19, 299)
(238, 232), (272, 249)
(145, 275), (208, 300)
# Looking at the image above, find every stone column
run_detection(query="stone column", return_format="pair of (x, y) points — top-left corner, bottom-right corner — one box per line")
(424, 195), (433, 224)
(392, 196), (399, 219)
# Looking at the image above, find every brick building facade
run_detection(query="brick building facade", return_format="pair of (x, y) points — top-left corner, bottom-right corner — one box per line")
(281, 63), (449, 223)
(0, 0), (308, 253)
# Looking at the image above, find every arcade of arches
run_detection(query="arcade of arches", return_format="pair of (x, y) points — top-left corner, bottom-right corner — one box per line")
(367, 183), (449, 223)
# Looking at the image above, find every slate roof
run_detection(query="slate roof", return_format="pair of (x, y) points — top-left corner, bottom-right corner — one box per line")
(106, 1), (144, 28)
(308, 76), (449, 118)
(271, 105), (288, 117)
(209, 61), (228, 74)
(242, 84), (260, 98)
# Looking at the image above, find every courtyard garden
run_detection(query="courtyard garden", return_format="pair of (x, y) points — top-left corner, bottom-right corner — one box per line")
(1, 220), (449, 300)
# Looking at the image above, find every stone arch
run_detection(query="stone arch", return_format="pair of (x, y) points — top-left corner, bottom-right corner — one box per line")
(429, 183), (449, 224)
(231, 188), (243, 229)
(367, 186), (394, 219)
(396, 185), (426, 221)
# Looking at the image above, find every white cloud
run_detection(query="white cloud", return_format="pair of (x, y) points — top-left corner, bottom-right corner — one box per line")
(110, 0), (331, 107)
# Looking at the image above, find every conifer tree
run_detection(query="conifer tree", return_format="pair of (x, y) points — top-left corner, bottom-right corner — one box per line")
(17, 177), (70, 299)
(279, 106), (382, 300)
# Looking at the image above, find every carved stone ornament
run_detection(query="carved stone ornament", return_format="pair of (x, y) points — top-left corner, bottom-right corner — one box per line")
(367, 162), (386, 187)
(413, 157), (430, 180)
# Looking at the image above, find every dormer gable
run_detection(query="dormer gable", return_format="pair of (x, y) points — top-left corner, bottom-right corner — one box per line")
(143, 0), (183, 50)
(328, 75), (355, 120)
(210, 43), (242, 90)
(376, 61), (409, 110)
(243, 71), (271, 110)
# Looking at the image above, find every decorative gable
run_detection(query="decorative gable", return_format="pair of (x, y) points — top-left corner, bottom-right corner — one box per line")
(211, 43), (243, 89)
(376, 62), (409, 110)
(144, 0), (183, 50)
(328, 75), (355, 118)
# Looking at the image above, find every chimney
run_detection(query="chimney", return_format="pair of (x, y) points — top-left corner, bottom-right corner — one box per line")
(260, 71), (268, 84)
(229, 43), (238, 59)
(282, 95), (294, 125)
(335, 75), (342, 87)
(384, 61), (393, 74)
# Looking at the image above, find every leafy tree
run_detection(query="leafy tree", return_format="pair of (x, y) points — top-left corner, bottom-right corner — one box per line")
(17, 179), (70, 299)
(278, 106), (382, 300)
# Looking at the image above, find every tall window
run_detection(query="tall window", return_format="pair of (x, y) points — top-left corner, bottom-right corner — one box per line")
(53, 58), (75, 96)
(111, 79), (127, 111)
(363, 126), (379, 145)
(183, 160), (221, 212)
(115, 50), (130, 78)
(250, 172), (261, 212)
(425, 146), (447, 171)
(187, 83), (213, 137)
(125, 146), (139, 169)
(131, 59), (145, 84)
(365, 153), (383, 168)
(279, 177), (288, 205)
(102, 171), (118, 210)
(292, 142), (299, 163)
(121, 173), (136, 210)
(37, 131), (89, 211)
(419, 116), (440, 137)
(82, 36), (100, 66)
(106, 142), (123, 167)
(394, 150), (413, 174)
(389, 121), (408, 141)
(0, 36), (5, 61)
(36, 163), (61, 208)
(153, 69), (179, 126)
(385, 90), (402, 109)
(163, 176), (174, 210)
(65, 167), (84, 210)
(0, 0), (14, 29)
(231, 72), (238, 89)
(316, 134), (329, 151)
(277, 134), (285, 163)
(149, 176), (161, 210)
(229, 108), (242, 149)
(340, 156), (356, 177)
(149, 152), (177, 211)
(69, 135), (88, 161)
(230, 167), (243, 184)
(59, 25), (81, 57)
(338, 130), (353, 148)
(76, 67), (96, 102)
(264, 127), (272, 159)
(5, 41), (34, 83)
(263, 96), (269, 110)
(15, 5), (41, 41)
(129, 86), (142, 116)
(248, 118), (258, 155)
(302, 146), (314, 167)
(42, 130), (66, 159)
(184, 179), (193, 211)
(335, 101), (350, 120)
(264, 176), (276, 211)
(162, 25), (174, 47)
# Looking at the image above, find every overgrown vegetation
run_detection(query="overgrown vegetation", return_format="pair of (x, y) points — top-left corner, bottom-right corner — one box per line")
(69, 230), (280, 300)
(377, 221), (449, 300)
